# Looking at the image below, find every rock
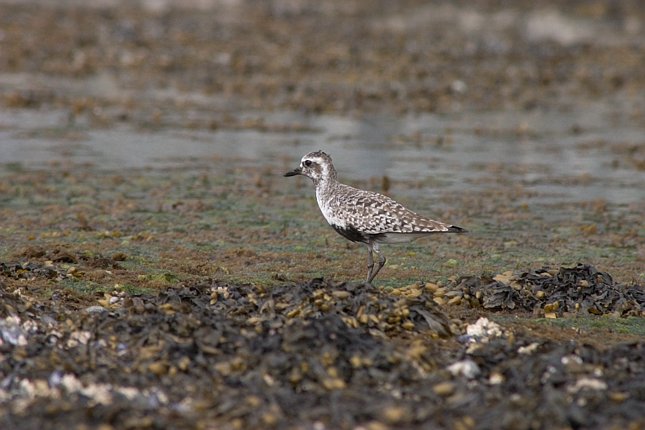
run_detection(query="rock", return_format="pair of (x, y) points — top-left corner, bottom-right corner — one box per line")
(433, 382), (456, 397)
(84, 305), (108, 315)
(447, 359), (481, 379)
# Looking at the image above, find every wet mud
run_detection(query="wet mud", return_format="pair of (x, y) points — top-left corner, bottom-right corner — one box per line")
(1, 0), (644, 115)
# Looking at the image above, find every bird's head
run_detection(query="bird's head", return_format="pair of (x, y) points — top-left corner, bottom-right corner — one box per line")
(284, 150), (336, 185)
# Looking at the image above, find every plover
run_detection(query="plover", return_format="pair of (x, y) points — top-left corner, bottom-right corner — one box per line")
(284, 150), (465, 283)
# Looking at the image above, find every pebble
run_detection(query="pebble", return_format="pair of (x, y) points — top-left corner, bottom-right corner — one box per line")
(148, 361), (169, 376)
(465, 317), (504, 342)
(608, 391), (629, 403)
(0, 316), (28, 346)
(447, 359), (481, 379)
(363, 422), (389, 430)
(381, 405), (409, 424)
(567, 377), (607, 393)
(488, 372), (505, 385)
(518, 342), (540, 355)
(433, 381), (456, 397)
(84, 305), (108, 314)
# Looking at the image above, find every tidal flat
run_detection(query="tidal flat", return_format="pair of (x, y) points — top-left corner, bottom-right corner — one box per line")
(1, 0), (644, 428)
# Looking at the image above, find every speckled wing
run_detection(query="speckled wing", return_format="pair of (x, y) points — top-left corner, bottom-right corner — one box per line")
(334, 185), (460, 235)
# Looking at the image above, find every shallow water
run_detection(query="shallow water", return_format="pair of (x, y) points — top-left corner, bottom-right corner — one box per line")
(1, 94), (643, 208)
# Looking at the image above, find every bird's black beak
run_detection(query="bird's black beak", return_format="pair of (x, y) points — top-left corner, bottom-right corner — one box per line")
(284, 167), (302, 177)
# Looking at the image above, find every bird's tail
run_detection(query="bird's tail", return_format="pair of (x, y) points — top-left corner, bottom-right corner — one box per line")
(447, 225), (467, 233)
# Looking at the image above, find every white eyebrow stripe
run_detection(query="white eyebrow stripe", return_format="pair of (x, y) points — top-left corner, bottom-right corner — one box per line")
(302, 156), (326, 165)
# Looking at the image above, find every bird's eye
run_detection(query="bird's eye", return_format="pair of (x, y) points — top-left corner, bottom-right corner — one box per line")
(304, 160), (312, 167)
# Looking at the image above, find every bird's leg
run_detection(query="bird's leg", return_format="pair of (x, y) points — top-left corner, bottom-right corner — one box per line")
(366, 244), (374, 284)
(367, 243), (386, 284)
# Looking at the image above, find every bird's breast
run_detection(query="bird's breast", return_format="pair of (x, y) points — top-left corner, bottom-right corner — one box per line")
(316, 190), (346, 228)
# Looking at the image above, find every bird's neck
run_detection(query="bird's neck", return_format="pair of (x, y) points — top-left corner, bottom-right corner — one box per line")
(314, 175), (339, 200)
(313, 163), (338, 191)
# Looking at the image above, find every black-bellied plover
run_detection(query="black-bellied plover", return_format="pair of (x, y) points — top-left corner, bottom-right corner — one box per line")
(284, 150), (465, 283)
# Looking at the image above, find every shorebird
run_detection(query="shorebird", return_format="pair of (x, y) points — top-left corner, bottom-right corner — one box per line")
(284, 150), (465, 283)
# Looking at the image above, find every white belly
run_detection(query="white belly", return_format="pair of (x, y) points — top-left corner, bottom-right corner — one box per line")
(378, 232), (428, 244)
